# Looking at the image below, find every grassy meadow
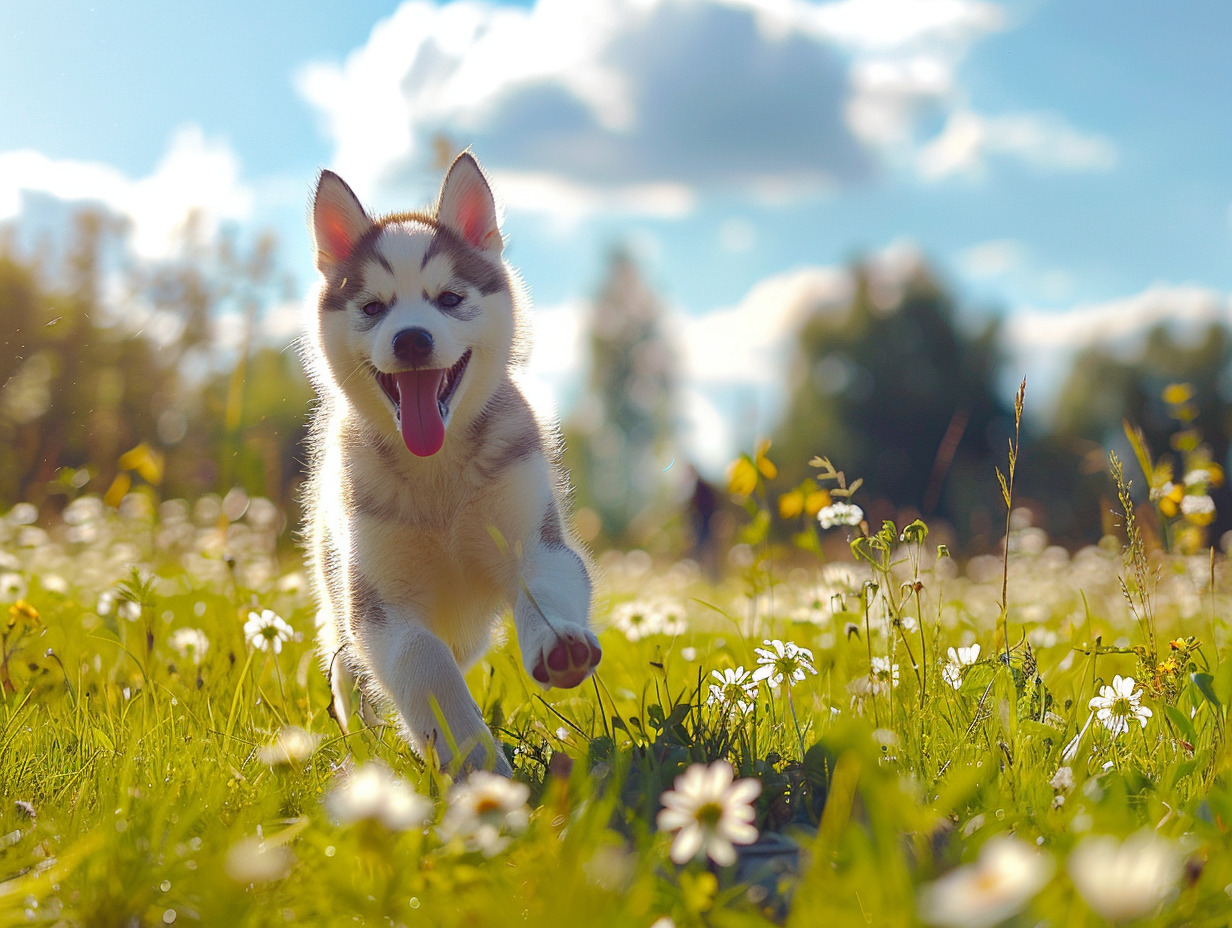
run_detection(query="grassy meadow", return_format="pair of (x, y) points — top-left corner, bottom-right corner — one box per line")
(3, 438), (1232, 926)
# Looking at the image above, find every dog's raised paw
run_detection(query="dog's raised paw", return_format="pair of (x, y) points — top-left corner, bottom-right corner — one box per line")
(531, 626), (601, 689)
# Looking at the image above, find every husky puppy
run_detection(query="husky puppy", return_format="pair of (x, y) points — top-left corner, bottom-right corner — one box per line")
(303, 152), (600, 776)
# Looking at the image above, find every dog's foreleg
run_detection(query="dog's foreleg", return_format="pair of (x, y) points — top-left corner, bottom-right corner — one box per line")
(357, 619), (511, 776)
(514, 541), (600, 690)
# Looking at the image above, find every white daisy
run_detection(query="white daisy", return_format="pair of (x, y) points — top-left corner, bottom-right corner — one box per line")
(169, 627), (210, 666)
(1068, 831), (1183, 921)
(609, 599), (687, 642)
(706, 666), (759, 716)
(258, 726), (321, 766)
(0, 572), (27, 601)
(325, 762), (433, 831)
(942, 643), (981, 690)
(656, 761), (760, 866)
(244, 609), (294, 654)
(438, 771), (531, 856)
(751, 639), (817, 688)
(918, 836), (1054, 928)
(1088, 675), (1152, 736)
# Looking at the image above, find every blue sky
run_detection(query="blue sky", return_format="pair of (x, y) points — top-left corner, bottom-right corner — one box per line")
(3, 0), (1230, 471)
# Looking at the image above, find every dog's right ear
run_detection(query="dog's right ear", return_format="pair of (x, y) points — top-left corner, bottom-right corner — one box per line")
(312, 171), (372, 276)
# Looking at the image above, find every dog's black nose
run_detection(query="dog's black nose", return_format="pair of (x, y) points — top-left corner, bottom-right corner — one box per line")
(393, 327), (434, 365)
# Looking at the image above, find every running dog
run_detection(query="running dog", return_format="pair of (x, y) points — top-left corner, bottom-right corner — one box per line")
(302, 152), (600, 776)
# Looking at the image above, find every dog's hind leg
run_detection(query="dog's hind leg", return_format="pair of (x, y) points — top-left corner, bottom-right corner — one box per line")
(355, 619), (511, 777)
(325, 645), (382, 735)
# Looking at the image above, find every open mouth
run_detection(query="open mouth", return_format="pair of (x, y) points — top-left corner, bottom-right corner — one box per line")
(374, 348), (471, 456)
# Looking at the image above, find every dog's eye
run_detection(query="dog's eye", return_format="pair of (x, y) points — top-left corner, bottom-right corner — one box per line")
(436, 290), (463, 309)
(361, 300), (386, 317)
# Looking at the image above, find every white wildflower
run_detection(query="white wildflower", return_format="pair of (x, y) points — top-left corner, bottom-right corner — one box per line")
(1088, 675), (1152, 736)
(706, 666), (759, 716)
(244, 609), (294, 654)
(1068, 831), (1183, 921)
(1150, 481), (1175, 502)
(871, 656), (899, 693)
(258, 726), (321, 766)
(918, 835), (1054, 928)
(1180, 494), (1215, 518)
(751, 639), (817, 688)
(169, 627), (210, 666)
(817, 501), (864, 530)
(438, 770), (531, 856)
(1183, 468), (1210, 487)
(325, 762), (433, 831)
(0, 573), (26, 601)
(656, 761), (760, 866)
(224, 835), (293, 884)
(609, 599), (687, 641)
(1049, 765), (1074, 793)
(942, 644), (981, 690)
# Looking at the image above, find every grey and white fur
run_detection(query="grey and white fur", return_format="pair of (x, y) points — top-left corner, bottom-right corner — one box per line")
(302, 152), (599, 776)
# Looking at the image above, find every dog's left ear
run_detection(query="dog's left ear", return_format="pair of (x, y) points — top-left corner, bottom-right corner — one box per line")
(437, 152), (503, 254)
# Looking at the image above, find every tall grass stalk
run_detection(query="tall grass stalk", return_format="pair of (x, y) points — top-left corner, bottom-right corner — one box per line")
(996, 378), (1027, 663)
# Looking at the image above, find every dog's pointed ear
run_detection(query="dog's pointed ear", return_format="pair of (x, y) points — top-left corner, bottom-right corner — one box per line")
(312, 171), (372, 275)
(436, 152), (502, 254)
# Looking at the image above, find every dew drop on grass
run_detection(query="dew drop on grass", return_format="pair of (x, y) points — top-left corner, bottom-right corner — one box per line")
(160, 880), (171, 892)
(162, 909), (176, 925)
(409, 898), (420, 909)
(324, 846), (336, 857)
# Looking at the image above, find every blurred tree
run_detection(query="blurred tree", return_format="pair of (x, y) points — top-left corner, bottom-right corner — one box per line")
(1043, 323), (1232, 544)
(565, 247), (679, 546)
(0, 209), (309, 522)
(772, 260), (1010, 545)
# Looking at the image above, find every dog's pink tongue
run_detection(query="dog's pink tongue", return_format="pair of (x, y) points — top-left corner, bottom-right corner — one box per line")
(394, 369), (446, 456)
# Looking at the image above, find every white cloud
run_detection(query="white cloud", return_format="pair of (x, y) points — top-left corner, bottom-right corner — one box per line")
(1006, 284), (1232, 355)
(296, 0), (877, 213)
(918, 109), (1117, 179)
(493, 171), (695, 228)
(297, 0), (1111, 215)
(520, 297), (587, 422)
(0, 125), (252, 259)
(678, 266), (851, 387)
(1003, 284), (1232, 416)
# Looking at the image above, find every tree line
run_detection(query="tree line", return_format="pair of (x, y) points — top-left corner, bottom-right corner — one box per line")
(2, 211), (1228, 553)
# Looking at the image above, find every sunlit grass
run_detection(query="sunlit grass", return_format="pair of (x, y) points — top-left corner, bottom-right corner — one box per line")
(3, 478), (1232, 926)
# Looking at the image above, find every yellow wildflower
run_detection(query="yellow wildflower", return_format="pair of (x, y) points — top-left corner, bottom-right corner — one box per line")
(1162, 383), (1194, 406)
(728, 456), (758, 498)
(754, 439), (777, 480)
(778, 491), (803, 520)
(804, 488), (832, 517)
(6, 600), (39, 631)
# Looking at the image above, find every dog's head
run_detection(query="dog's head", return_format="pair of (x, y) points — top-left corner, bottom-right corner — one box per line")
(307, 153), (517, 457)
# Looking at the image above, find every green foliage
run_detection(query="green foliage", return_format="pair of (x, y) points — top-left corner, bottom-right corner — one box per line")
(564, 248), (679, 547)
(3, 478), (1231, 925)
(0, 213), (310, 525)
(772, 262), (1009, 544)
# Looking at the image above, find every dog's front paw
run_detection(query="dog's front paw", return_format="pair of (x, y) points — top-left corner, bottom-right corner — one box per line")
(529, 626), (601, 689)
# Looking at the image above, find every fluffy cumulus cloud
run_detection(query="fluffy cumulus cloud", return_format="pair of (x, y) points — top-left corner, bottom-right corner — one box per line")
(297, 0), (1099, 217)
(0, 125), (253, 259)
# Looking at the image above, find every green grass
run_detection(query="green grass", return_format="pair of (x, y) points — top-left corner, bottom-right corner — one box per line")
(3, 491), (1232, 927)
